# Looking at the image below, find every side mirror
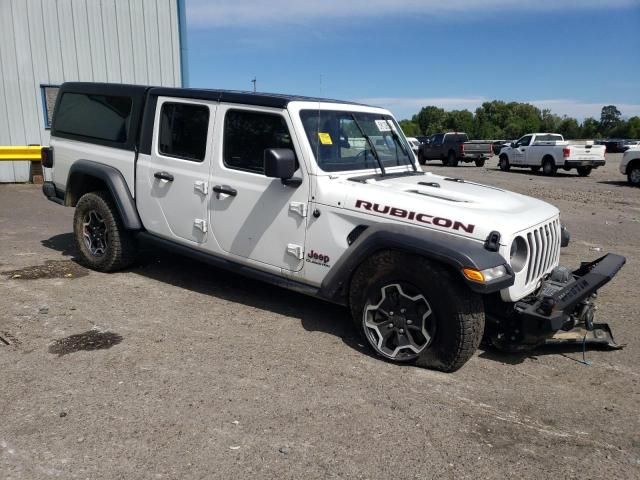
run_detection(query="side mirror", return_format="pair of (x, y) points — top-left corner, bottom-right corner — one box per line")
(264, 148), (301, 187)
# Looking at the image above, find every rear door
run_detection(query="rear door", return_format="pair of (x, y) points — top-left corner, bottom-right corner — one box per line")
(210, 105), (309, 272)
(136, 97), (215, 244)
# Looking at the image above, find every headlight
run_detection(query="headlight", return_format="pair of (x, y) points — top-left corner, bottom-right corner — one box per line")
(510, 236), (528, 273)
(462, 265), (509, 283)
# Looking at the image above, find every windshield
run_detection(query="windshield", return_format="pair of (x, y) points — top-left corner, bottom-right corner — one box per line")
(300, 110), (413, 172)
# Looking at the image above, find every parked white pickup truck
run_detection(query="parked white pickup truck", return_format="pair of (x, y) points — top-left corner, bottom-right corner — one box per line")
(498, 133), (605, 176)
(620, 146), (640, 186)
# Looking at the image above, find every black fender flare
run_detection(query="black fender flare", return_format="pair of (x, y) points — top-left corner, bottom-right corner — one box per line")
(66, 160), (142, 230)
(318, 224), (513, 305)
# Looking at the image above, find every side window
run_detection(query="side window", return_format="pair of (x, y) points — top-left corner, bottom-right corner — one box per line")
(518, 135), (532, 147)
(223, 110), (296, 174)
(158, 102), (210, 162)
(433, 134), (444, 144)
(54, 93), (132, 142)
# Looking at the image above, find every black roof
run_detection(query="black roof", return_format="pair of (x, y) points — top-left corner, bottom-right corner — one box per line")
(60, 82), (369, 109)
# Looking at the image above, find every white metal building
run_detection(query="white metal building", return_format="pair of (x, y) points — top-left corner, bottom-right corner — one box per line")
(0, 0), (187, 182)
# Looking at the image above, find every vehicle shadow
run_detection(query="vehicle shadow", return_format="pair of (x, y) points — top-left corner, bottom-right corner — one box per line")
(41, 233), (610, 368)
(597, 180), (632, 188)
(478, 343), (616, 366)
(41, 233), (374, 360)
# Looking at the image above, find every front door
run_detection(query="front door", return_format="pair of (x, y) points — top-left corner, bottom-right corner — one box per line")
(136, 98), (215, 245)
(210, 106), (308, 272)
(512, 135), (532, 165)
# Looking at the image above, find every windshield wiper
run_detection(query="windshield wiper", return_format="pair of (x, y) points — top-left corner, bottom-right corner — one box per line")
(351, 114), (385, 176)
(383, 118), (417, 172)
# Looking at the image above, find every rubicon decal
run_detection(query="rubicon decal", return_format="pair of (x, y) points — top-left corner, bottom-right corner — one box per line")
(355, 200), (475, 233)
(306, 249), (331, 267)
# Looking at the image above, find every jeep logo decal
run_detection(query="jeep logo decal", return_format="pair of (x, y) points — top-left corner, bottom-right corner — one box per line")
(306, 249), (331, 267)
(355, 199), (475, 234)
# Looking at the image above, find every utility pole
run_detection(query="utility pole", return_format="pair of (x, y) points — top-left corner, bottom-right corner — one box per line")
(251, 77), (256, 92)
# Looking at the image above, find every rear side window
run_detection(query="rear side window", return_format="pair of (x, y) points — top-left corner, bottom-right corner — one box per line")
(158, 102), (210, 162)
(433, 134), (444, 144)
(54, 93), (132, 142)
(223, 110), (295, 174)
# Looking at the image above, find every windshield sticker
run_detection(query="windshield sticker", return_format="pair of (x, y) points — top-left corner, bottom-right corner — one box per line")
(375, 119), (395, 132)
(318, 132), (333, 145)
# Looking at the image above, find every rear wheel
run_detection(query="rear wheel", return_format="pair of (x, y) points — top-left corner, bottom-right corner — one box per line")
(475, 159), (485, 167)
(542, 158), (557, 176)
(499, 155), (510, 171)
(349, 251), (485, 372)
(73, 191), (136, 272)
(628, 165), (640, 186)
(447, 151), (459, 167)
(577, 166), (592, 177)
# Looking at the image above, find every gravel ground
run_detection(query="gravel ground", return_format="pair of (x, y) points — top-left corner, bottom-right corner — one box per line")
(1, 154), (638, 479)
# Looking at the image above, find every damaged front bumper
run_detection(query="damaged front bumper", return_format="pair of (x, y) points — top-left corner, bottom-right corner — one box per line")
(487, 253), (626, 351)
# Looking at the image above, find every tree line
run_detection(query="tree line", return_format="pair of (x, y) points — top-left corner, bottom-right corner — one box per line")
(399, 101), (640, 140)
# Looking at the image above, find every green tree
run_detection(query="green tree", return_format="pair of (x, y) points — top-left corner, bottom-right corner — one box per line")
(443, 109), (474, 135)
(558, 117), (581, 139)
(600, 105), (622, 135)
(398, 119), (420, 137)
(581, 117), (600, 139)
(626, 116), (640, 139)
(415, 106), (446, 135)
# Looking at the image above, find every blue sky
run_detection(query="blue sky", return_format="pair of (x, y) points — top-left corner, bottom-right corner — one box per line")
(184, 0), (640, 121)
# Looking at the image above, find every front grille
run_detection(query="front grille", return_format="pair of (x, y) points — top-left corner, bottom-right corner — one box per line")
(524, 218), (561, 287)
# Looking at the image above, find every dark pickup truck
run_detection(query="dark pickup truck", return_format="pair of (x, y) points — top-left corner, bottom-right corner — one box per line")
(418, 132), (493, 167)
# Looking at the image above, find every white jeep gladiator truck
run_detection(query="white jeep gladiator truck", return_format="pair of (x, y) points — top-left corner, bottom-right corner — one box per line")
(42, 83), (625, 371)
(498, 133), (606, 176)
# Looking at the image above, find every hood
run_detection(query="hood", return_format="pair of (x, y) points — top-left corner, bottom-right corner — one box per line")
(333, 171), (558, 244)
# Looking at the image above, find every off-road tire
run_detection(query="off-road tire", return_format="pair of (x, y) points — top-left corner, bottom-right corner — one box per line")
(447, 151), (459, 167)
(73, 191), (136, 272)
(349, 251), (485, 372)
(499, 155), (510, 171)
(577, 166), (592, 177)
(628, 165), (640, 186)
(542, 157), (557, 176)
(475, 159), (485, 167)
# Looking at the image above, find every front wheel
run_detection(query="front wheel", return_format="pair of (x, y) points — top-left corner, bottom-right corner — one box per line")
(475, 159), (485, 167)
(499, 155), (510, 171)
(629, 165), (640, 186)
(73, 191), (137, 272)
(349, 251), (485, 372)
(577, 166), (592, 177)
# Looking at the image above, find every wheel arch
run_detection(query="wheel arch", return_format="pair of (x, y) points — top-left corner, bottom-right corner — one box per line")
(625, 158), (640, 174)
(318, 224), (514, 305)
(542, 154), (556, 164)
(66, 160), (142, 230)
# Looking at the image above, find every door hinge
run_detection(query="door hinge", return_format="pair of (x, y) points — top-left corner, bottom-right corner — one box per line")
(286, 244), (304, 260)
(289, 202), (308, 218)
(194, 219), (208, 233)
(194, 181), (208, 195)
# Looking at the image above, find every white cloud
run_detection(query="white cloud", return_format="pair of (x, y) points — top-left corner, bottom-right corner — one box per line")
(186, 0), (637, 27)
(356, 96), (640, 120)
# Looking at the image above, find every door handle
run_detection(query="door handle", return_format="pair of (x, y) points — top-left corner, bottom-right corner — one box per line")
(154, 171), (174, 181)
(213, 185), (237, 197)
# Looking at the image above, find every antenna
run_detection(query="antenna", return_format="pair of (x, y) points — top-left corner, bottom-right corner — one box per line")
(251, 77), (256, 92)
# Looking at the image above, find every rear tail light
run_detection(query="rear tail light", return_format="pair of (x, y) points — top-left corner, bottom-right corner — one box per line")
(562, 147), (570, 158)
(460, 143), (465, 154)
(41, 147), (53, 168)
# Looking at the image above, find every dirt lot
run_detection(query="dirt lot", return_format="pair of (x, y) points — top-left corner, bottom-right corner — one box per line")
(1, 154), (638, 479)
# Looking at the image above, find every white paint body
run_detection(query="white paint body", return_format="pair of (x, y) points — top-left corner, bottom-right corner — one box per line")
(620, 147), (640, 175)
(52, 100), (563, 303)
(499, 133), (605, 167)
